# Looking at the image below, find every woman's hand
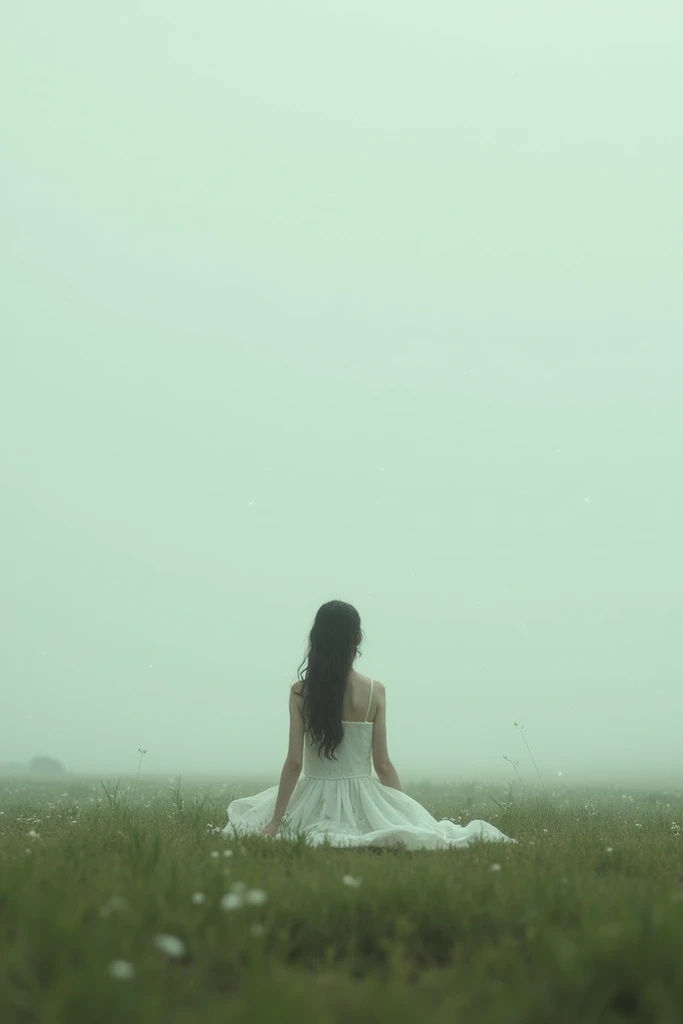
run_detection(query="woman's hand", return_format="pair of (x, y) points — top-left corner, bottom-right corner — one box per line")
(261, 820), (279, 837)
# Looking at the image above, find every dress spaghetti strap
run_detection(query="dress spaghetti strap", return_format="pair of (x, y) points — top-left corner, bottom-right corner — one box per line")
(364, 679), (374, 722)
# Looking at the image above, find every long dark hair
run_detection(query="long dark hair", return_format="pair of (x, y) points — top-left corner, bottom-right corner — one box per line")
(297, 600), (362, 760)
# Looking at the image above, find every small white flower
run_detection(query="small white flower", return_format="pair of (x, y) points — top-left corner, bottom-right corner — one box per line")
(109, 959), (135, 980)
(154, 934), (186, 958)
(245, 889), (268, 906)
(342, 875), (362, 888)
(210, 851), (220, 859)
(605, 846), (613, 853)
(191, 892), (206, 905)
(27, 829), (41, 840)
(490, 863), (502, 873)
(221, 892), (245, 911)
(100, 897), (128, 918)
(223, 849), (234, 858)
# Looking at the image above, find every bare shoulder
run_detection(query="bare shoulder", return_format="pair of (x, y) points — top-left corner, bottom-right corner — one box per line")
(290, 681), (305, 698)
(373, 680), (387, 703)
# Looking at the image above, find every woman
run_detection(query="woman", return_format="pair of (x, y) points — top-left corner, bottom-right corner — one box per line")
(223, 600), (514, 849)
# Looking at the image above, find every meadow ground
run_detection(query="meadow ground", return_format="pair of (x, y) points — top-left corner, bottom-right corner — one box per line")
(1, 774), (683, 1024)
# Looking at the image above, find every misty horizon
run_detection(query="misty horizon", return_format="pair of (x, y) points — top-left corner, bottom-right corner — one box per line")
(3, 2), (681, 789)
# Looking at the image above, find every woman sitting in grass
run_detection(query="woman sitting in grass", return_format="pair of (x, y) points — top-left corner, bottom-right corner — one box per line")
(223, 600), (515, 849)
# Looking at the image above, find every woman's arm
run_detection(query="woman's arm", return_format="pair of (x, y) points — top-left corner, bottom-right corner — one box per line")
(263, 684), (305, 833)
(371, 682), (403, 792)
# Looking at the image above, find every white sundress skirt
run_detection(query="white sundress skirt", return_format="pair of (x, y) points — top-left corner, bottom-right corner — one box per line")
(223, 722), (514, 850)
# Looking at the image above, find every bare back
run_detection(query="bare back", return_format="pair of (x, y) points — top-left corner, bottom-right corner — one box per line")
(293, 670), (393, 777)
(341, 671), (377, 722)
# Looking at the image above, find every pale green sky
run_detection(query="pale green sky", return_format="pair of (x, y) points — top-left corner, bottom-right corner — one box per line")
(2, 2), (682, 784)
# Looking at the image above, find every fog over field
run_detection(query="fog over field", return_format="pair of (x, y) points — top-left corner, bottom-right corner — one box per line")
(2, 2), (681, 786)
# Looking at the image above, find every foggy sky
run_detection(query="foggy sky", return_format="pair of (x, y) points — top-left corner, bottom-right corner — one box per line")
(2, 2), (682, 786)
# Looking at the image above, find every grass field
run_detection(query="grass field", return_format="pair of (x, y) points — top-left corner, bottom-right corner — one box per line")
(1, 773), (683, 1023)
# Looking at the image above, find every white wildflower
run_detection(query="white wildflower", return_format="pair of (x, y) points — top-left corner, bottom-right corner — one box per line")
(108, 959), (135, 980)
(342, 875), (362, 888)
(490, 863), (502, 873)
(221, 892), (245, 911)
(245, 889), (268, 906)
(153, 934), (186, 958)
(100, 897), (128, 918)
(191, 892), (206, 905)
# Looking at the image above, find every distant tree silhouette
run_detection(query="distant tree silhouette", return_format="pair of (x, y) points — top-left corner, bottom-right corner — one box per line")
(28, 756), (65, 776)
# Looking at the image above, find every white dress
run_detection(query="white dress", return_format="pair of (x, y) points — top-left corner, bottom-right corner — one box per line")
(223, 680), (515, 850)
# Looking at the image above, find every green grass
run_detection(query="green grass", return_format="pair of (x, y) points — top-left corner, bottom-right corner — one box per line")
(1, 776), (683, 1023)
